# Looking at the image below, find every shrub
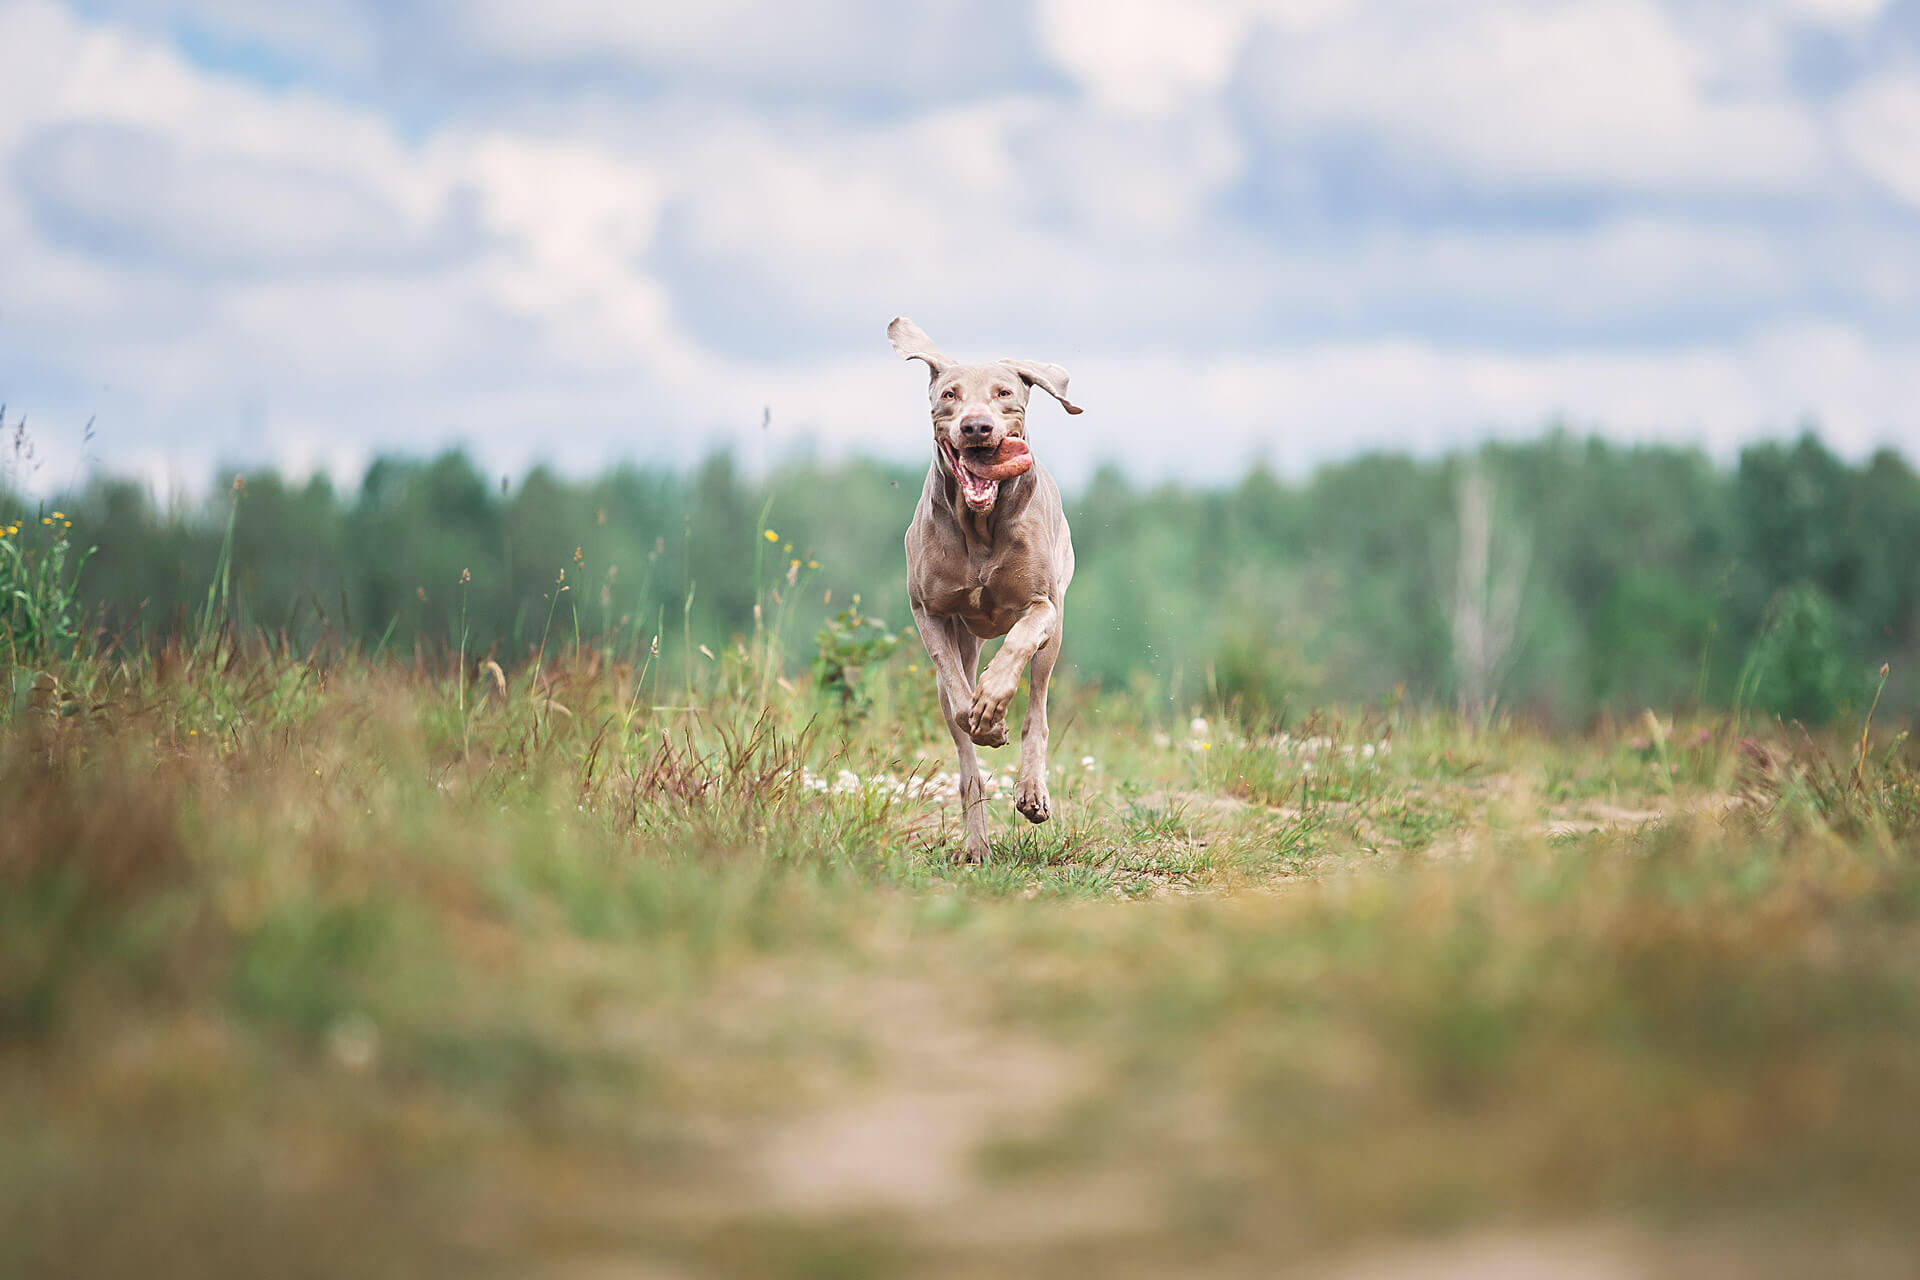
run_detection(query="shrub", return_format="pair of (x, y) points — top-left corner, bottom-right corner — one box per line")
(812, 600), (900, 715)
(0, 507), (96, 673)
(1738, 583), (1863, 726)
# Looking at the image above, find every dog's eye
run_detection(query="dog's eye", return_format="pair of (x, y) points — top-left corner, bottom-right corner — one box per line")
(941, 387), (956, 400)
(996, 387), (1013, 398)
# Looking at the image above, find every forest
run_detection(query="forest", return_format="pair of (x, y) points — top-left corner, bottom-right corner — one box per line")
(6, 426), (1915, 725)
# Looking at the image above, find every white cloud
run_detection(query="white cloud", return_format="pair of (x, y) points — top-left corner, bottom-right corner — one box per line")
(1036, 0), (1247, 115)
(64, 0), (381, 75)
(0, 1), (689, 465)
(628, 321), (1920, 496)
(449, 0), (1041, 101)
(1, 0), (1916, 500)
(1008, 101), (1245, 240)
(1237, 0), (1824, 193)
(1775, 0), (1889, 24)
(1036, 0), (1362, 114)
(17, 122), (456, 274)
(635, 93), (1256, 356)
(452, 135), (676, 362)
(1038, 0), (1848, 205)
(1052, 324), (1920, 480)
(1835, 72), (1920, 208)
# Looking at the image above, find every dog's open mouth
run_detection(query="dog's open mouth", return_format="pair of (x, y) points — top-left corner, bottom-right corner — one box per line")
(956, 446), (1000, 510)
(944, 438), (1032, 512)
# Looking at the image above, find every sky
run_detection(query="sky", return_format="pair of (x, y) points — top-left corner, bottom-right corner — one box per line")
(3, 0), (1920, 495)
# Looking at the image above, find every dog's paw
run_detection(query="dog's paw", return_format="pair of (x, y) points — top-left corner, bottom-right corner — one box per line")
(966, 680), (1015, 744)
(967, 717), (1009, 748)
(1014, 775), (1051, 824)
(957, 834), (991, 865)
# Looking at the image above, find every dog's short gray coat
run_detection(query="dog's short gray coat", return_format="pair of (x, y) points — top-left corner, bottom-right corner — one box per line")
(890, 317), (1081, 863)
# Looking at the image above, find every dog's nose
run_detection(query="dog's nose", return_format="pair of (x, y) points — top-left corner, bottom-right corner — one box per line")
(957, 412), (993, 444)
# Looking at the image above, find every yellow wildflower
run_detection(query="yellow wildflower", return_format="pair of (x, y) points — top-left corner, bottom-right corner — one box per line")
(807, 559), (819, 569)
(763, 528), (778, 542)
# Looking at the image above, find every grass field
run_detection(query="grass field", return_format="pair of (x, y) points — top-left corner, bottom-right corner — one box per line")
(5, 626), (1920, 1278)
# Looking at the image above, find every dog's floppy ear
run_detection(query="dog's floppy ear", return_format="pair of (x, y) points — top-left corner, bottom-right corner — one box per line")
(1003, 359), (1084, 415)
(888, 317), (951, 380)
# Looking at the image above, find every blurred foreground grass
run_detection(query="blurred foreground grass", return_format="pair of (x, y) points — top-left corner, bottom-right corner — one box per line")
(4, 645), (1920, 1279)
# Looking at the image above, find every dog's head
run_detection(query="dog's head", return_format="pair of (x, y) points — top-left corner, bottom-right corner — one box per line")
(888, 316), (1081, 514)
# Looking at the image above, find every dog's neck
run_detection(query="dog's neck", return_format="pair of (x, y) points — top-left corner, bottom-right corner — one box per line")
(936, 461), (1029, 552)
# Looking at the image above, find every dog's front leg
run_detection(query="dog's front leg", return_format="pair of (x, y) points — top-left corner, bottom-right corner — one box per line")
(912, 603), (994, 862)
(963, 599), (1056, 747)
(1014, 624), (1061, 824)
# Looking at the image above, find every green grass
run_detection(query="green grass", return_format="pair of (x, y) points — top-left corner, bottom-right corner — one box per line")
(3, 631), (1920, 1278)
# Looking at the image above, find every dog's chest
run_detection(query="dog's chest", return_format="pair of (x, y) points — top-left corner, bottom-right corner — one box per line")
(920, 552), (1027, 637)
(974, 545), (1042, 633)
(961, 586), (1022, 637)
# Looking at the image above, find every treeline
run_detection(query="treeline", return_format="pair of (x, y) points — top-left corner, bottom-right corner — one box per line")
(8, 431), (1917, 724)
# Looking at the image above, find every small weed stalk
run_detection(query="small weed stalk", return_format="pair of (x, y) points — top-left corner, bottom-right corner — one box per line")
(192, 476), (244, 666)
(529, 564), (572, 742)
(455, 567), (472, 754)
(750, 520), (818, 707)
(1643, 707), (1675, 794)
(1853, 662), (1890, 792)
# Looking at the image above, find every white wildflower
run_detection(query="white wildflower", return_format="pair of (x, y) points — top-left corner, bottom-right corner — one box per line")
(327, 1013), (380, 1073)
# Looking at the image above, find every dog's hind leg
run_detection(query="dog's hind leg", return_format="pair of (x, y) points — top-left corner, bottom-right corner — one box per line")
(913, 605), (994, 862)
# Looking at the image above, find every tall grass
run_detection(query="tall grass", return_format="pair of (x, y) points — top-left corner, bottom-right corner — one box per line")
(4, 484), (1920, 1278)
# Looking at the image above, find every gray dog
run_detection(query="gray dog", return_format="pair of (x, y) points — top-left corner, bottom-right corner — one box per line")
(890, 317), (1081, 863)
